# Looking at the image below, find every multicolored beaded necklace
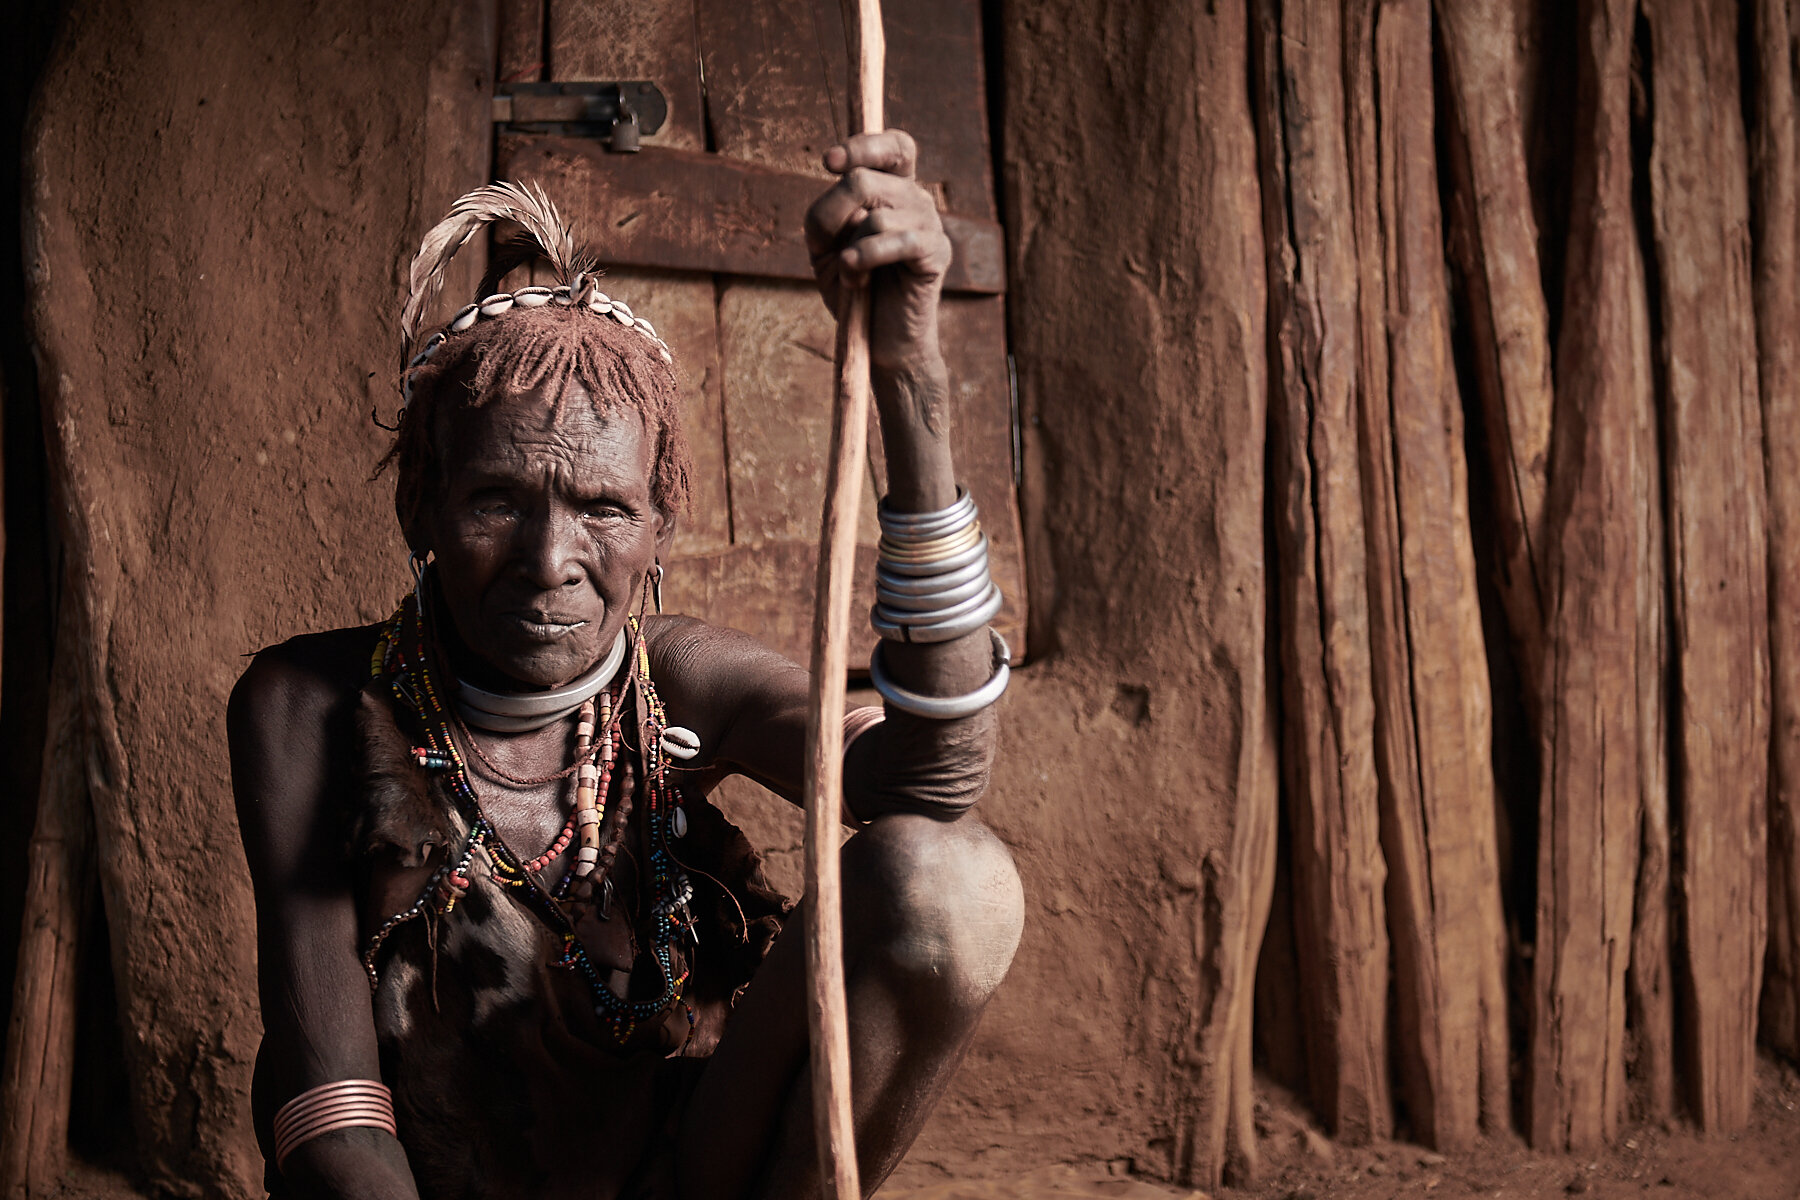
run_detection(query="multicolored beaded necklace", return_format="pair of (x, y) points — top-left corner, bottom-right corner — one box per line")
(360, 593), (696, 1045)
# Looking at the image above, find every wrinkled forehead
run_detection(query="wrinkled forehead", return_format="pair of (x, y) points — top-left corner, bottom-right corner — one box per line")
(435, 379), (656, 499)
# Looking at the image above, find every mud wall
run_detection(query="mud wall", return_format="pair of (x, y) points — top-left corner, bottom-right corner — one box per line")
(18, 0), (1276, 1194)
(25, 2), (449, 1192)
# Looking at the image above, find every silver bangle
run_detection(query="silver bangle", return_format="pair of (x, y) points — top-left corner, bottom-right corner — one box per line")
(876, 581), (996, 629)
(877, 537), (990, 578)
(876, 572), (993, 613)
(877, 489), (976, 538)
(868, 629), (1010, 719)
(871, 584), (1003, 644)
(876, 556), (990, 596)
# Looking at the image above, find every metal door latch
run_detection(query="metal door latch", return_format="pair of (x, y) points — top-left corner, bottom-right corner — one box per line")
(492, 82), (667, 152)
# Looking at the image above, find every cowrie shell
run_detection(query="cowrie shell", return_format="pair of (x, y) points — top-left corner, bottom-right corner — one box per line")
(478, 293), (515, 317)
(672, 807), (689, 838)
(661, 726), (701, 760)
(514, 286), (553, 308)
(449, 304), (479, 332)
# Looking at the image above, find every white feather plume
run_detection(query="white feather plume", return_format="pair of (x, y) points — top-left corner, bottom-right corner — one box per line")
(399, 180), (592, 360)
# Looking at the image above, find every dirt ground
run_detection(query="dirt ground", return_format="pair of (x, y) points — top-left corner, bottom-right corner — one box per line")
(45, 1056), (1800, 1200)
(878, 1057), (1800, 1200)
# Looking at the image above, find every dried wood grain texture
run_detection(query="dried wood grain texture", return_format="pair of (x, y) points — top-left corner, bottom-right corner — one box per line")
(481, 139), (1004, 291)
(718, 279), (881, 548)
(1248, 0), (1388, 1144)
(496, 0), (544, 82)
(1346, 0), (1508, 1149)
(0, 594), (89, 1200)
(1435, 0), (1552, 695)
(533, 1), (732, 556)
(1752, 0), (1800, 1065)
(1642, 0), (1771, 1134)
(417, 0), (497, 327)
(1526, 0), (1652, 1148)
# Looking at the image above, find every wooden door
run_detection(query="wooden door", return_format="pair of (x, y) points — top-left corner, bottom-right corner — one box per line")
(490, 0), (1025, 666)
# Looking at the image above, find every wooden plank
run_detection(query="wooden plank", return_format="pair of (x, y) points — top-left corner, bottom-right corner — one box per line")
(1348, 0), (1509, 1150)
(1525, 0), (1650, 1149)
(697, 0), (846, 175)
(1435, 0), (1553, 699)
(499, 137), (1005, 293)
(1643, 0), (1771, 1135)
(417, 0), (498, 328)
(1248, 0), (1389, 1145)
(694, 0), (995, 219)
(883, 0), (996, 218)
(716, 278), (881, 549)
(1752, 0), (1800, 1069)
(497, 0), (545, 83)
(548, 0), (704, 151)
(0, 593), (89, 1200)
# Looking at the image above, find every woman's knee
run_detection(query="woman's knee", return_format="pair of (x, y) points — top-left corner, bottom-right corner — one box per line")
(843, 813), (1025, 1004)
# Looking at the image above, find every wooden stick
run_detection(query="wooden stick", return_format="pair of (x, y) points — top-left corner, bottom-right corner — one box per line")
(802, 3), (883, 1197)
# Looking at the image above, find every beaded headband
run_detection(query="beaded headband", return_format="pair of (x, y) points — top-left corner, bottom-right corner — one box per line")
(399, 180), (674, 408)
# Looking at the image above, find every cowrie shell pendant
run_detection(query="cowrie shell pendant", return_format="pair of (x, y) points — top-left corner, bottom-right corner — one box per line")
(661, 726), (701, 761)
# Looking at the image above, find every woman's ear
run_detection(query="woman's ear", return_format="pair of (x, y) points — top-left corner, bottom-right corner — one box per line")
(654, 508), (678, 562)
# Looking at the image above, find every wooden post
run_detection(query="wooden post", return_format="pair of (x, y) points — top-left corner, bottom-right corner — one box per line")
(1434, 0), (1554, 700)
(1346, 0), (1510, 1149)
(802, 3), (882, 1196)
(1525, 0), (1652, 1148)
(1642, 0), (1771, 1134)
(1248, 0), (1390, 1144)
(0, 591), (90, 1200)
(1750, 0), (1800, 1067)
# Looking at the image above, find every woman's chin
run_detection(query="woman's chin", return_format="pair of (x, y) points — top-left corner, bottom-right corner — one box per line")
(472, 618), (631, 691)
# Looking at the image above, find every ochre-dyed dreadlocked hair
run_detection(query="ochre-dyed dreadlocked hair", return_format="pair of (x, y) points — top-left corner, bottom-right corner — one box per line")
(380, 181), (693, 536)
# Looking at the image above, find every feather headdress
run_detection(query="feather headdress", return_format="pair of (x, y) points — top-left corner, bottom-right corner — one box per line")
(397, 180), (672, 385)
(400, 180), (592, 358)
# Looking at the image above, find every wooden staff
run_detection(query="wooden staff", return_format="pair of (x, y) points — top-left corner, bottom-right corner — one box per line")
(802, 1), (884, 1196)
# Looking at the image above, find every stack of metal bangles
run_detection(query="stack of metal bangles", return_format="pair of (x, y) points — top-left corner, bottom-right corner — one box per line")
(272, 1079), (397, 1171)
(868, 487), (1010, 720)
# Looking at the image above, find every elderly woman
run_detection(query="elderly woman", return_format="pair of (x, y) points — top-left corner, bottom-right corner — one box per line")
(228, 131), (1023, 1200)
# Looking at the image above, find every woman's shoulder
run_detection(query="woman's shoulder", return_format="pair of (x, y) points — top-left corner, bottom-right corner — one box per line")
(228, 623), (386, 740)
(641, 613), (807, 692)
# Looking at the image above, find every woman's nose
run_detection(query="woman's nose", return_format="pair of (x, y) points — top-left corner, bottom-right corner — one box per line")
(517, 507), (583, 590)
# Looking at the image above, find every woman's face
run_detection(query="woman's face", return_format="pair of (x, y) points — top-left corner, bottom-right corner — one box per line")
(419, 380), (665, 690)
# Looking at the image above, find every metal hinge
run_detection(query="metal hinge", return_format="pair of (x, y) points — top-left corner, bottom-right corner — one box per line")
(492, 82), (668, 152)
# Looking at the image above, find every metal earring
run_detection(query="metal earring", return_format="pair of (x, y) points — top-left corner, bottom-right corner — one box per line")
(410, 552), (430, 610)
(651, 561), (664, 615)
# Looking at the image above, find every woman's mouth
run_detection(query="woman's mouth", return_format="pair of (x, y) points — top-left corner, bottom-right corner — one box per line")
(505, 612), (590, 641)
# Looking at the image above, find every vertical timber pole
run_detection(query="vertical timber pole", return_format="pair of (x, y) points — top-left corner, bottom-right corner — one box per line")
(803, 1), (883, 1197)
